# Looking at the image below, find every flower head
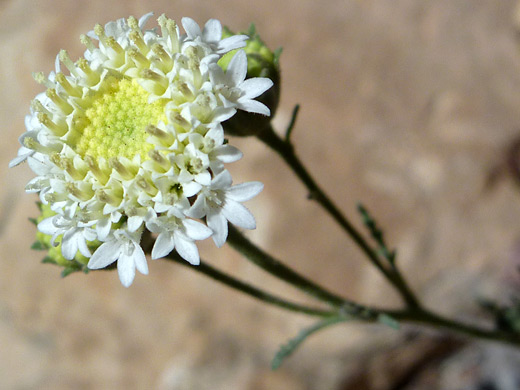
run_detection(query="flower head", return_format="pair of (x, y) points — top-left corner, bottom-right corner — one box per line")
(12, 13), (270, 286)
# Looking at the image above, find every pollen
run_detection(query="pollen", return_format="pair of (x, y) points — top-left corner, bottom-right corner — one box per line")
(75, 77), (166, 160)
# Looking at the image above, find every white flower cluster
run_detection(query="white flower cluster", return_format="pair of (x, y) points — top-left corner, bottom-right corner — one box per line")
(11, 13), (271, 286)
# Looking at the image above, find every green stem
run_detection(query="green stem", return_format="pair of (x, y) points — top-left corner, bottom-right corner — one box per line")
(162, 250), (520, 348)
(257, 125), (420, 309)
(163, 252), (337, 318)
(227, 225), (356, 308)
(388, 307), (520, 347)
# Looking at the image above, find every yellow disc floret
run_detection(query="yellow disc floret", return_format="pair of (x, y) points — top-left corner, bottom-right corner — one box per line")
(75, 77), (166, 160)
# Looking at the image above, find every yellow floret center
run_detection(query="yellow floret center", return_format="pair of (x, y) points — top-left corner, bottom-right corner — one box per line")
(75, 77), (166, 160)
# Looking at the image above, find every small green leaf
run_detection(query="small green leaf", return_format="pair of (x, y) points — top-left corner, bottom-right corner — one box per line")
(377, 313), (400, 330)
(272, 316), (349, 370)
(357, 203), (396, 265)
(273, 47), (283, 66)
(247, 23), (256, 36)
(28, 217), (38, 226)
(41, 256), (56, 265)
(61, 266), (80, 278)
(31, 241), (46, 251)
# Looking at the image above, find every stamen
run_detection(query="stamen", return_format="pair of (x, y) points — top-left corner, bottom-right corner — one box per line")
(105, 36), (124, 54)
(141, 69), (168, 89)
(136, 176), (158, 195)
(56, 73), (82, 97)
(84, 155), (109, 184)
(65, 182), (93, 201)
(127, 16), (139, 30)
(93, 24), (108, 45)
(178, 82), (194, 100)
(80, 34), (96, 51)
(62, 157), (86, 180)
(31, 99), (51, 116)
(23, 137), (53, 154)
(59, 50), (80, 77)
(170, 112), (191, 129)
(128, 48), (150, 68)
(148, 150), (170, 170)
(157, 14), (179, 53)
(32, 72), (54, 89)
(96, 189), (120, 206)
(38, 113), (67, 136)
(76, 58), (100, 85)
(145, 125), (175, 144)
(46, 88), (74, 115)
(129, 30), (148, 55)
(110, 157), (137, 180)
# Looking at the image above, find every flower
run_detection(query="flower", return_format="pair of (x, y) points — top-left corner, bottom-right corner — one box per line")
(188, 170), (263, 247)
(12, 13), (270, 286)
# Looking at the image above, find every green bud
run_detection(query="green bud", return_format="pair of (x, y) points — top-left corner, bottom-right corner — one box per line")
(219, 24), (281, 136)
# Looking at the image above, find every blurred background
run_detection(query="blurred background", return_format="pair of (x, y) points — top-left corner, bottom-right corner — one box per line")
(2, 0), (520, 389)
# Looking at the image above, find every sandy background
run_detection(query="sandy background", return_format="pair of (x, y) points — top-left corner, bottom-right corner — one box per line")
(2, 0), (520, 389)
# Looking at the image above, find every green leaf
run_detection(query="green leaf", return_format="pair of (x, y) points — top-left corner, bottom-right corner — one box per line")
(273, 47), (283, 66)
(377, 313), (400, 330)
(247, 23), (256, 37)
(41, 256), (56, 265)
(357, 203), (395, 265)
(272, 316), (349, 370)
(60, 263), (85, 278)
(28, 217), (38, 226)
(31, 241), (46, 251)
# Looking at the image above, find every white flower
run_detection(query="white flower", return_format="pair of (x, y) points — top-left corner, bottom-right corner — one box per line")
(38, 214), (96, 259)
(188, 170), (263, 247)
(147, 216), (212, 264)
(181, 17), (248, 54)
(209, 50), (274, 115)
(12, 13), (269, 286)
(88, 228), (148, 288)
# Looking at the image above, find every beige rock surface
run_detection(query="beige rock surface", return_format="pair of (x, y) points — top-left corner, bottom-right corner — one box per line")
(2, 0), (520, 389)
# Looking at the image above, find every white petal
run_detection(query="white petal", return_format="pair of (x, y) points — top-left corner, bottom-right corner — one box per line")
(207, 211), (228, 248)
(61, 229), (79, 260)
(211, 170), (233, 189)
(226, 50), (247, 86)
(187, 195), (206, 219)
(96, 218), (111, 241)
(88, 240), (121, 269)
(202, 19), (221, 42)
(132, 244), (149, 275)
(238, 99), (271, 116)
(37, 217), (58, 235)
(77, 237), (92, 258)
(212, 145), (243, 163)
(151, 232), (175, 259)
(209, 63), (227, 86)
(241, 77), (274, 99)
(183, 181), (202, 197)
(117, 253), (136, 288)
(138, 12), (154, 29)
(181, 17), (201, 39)
(227, 181), (264, 202)
(195, 171), (211, 186)
(9, 148), (33, 168)
(211, 107), (236, 122)
(174, 233), (200, 265)
(183, 219), (212, 240)
(127, 216), (143, 232)
(218, 35), (248, 53)
(222, 200), (256, 230)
